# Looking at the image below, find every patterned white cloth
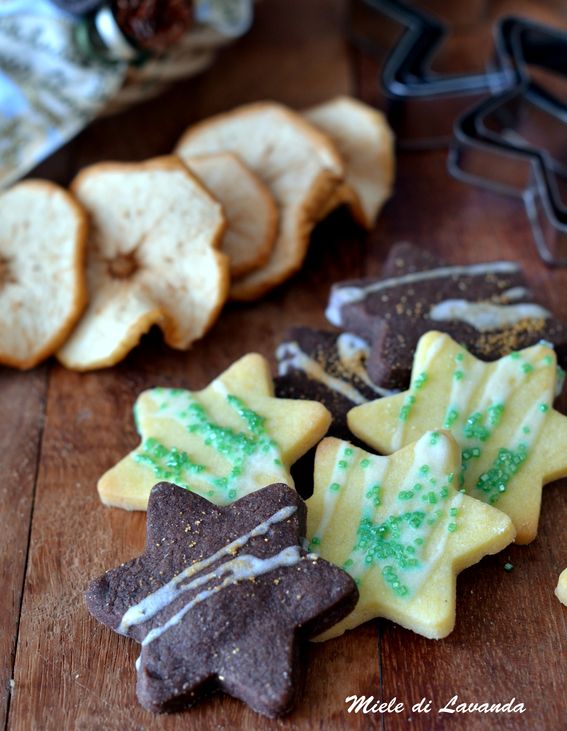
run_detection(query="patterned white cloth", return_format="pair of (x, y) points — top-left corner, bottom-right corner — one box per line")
(0, 0), (253, 188)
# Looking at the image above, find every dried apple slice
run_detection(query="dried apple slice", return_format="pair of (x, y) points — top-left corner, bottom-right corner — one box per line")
(0, 180), (87, 369)
(176, 102), (344, 301)
(58, 156), (228, 371)
(304, 96), (395, 229)
(186, 152), (278, 280)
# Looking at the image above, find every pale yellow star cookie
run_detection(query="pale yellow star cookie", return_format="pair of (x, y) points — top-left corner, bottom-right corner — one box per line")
(555, 569), (567, 606)
(307, 431), (515, 640)
(98, 353), (331, 510)
(348, 331), (567, 544)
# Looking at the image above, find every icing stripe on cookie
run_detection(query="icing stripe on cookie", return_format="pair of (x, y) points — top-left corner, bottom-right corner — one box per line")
(142, 546), (303, 646)
(277, 334), (394, 405)
(428, 299), (551, 332)
(325, 261), (520, 326)
(119, 505), (297, 636)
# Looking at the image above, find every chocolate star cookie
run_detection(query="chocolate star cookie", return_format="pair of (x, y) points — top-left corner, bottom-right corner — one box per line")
(86, 482), (358, 718)
(326, 241), (567, 389)
(275, 326), (396, 440)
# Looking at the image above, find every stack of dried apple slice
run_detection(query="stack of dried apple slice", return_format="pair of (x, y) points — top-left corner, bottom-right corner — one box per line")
(0, 96), (394, 370)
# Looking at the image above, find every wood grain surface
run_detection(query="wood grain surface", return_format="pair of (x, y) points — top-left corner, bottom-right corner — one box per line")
(2, 1), (567, 729)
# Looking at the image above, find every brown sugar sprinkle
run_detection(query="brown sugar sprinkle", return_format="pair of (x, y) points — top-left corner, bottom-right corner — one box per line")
(475, 319), (547, 355)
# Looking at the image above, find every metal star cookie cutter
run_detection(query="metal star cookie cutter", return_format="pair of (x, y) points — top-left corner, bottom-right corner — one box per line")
(448, 16), (567, 266)
(349, 0), (511, 147)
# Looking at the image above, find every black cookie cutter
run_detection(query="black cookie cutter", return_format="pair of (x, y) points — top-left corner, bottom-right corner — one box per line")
(448, 16), (567, 267)
(349, 0), (512, 147)
(349, 1), (567, 266)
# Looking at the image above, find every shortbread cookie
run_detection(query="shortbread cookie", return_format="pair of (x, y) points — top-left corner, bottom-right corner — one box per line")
(304, 96), (395, 229)
(348, 331), (567, 543)
(176, 102), (344, 301)
(86, 482), (358, 717)
(326, 241), (567, 389)
(98, 353), (332, 510)
(555, 569), (567, 606)
(58, 156), (228, 370)
(275, 327), (395, 439)
(0, 180), (88, 369)
(186, 152), (278, 279)
(307, 431), (514, 640)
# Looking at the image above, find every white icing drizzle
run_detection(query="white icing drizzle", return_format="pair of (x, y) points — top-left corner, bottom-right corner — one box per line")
(276, 335), (394, 406)
(445, 356), (490, 431)
(336, 334), (395, 397)
(510, 387), (552, 452)
(142, 546), (302, 647)
(310, 451), (353, 543)
(119, 505), (296, 635)
(277, 342), (369, 405)
(390, 334), (447, 450)
(211, 378), (229, 397)
(428, 299), (551, 332)
(325, 261), (520, 326)
(501, 287), (528, 300)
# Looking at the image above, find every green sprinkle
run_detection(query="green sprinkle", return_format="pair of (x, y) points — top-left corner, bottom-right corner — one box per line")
(365, 483), (382, 506)
(522, 363), (534, 375)
(474, 443), (528, 504)
(522, 425), (531, 434)
(444, 408), (459, 428)
(399, 395), (417, 422)
(488, 403), (504, 426)
(343, 559), (354, 569)
(504, 562), (514, 572)
(329, 482), (341, 492)
(310, 536), (321, 546)
(455, 352), (465, 362)
(420, 464), (430, 474)
(413, 371), (428, 390)
(430, 431), (440, 445)
(454, 370), (464, 381)
(509, 352), (521, 360)
(398, 490), (414, 501)
(539, 403), (549, 413)
(449, 507), (458, 517)
(448, 523), (457, 533)
(543, 355), (553, 366)
(228, 489), (237, 499)
(360, 458), (371, 469)
(463, 411), (491, 442)
(338, 460), (348, 469)
(344, 447), (354, 456)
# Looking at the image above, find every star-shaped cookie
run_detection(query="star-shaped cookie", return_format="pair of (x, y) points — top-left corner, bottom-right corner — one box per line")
(306, 431), (515, 640)
(348, 331), (567, 543)
(326, 241), (567, 388)
(275, 326), (396, 440)
(98, 353), (332, 510)
(86, 482), (358, 717)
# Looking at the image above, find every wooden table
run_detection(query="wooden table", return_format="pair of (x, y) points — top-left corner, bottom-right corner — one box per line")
(2, 1), (567, 729)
